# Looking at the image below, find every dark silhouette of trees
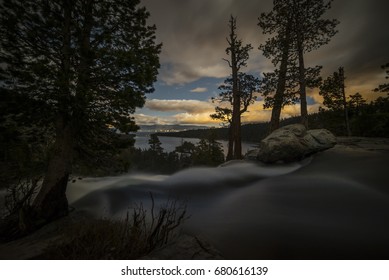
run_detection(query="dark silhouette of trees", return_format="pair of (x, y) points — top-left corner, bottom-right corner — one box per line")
(192, 137), (225, 167)
(348, 93), (366, 115)
(258, 0), (338, 131)
(291, 0), (339, 128)
(211, 73), (259, 160)
(0, 0), (161, 224)
(222, 15), (253, 160)
(148, 134), (164, 155)
(319, 67), (351, 136)
(258, 0), (294, 132)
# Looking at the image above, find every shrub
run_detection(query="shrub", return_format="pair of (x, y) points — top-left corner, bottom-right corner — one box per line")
(36, 197), (188, 259)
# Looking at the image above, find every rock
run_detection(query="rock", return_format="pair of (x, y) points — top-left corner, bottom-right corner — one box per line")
(140, 234), (223, 260)
(244, 149), (261, 161)
(254, 124), (336, 163)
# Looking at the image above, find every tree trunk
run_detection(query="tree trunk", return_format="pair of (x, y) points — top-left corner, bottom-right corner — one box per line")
(226, 125), (234, 161)
(32, 0), (74, 223)
(233, 116), (242, 159)
(296, 24), (309, 128)
(33, 116), (73, 221)
(231, 65), (242, 159)
(269, 22), (291, 133)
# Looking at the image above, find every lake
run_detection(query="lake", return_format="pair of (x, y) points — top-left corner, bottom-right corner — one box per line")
(133, 132), (259, 156)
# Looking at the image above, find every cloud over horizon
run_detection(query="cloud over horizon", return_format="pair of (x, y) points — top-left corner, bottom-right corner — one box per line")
(138, 0), (389, 126)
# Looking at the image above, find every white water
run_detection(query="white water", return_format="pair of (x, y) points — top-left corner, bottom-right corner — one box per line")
(67, 146), (389, 259)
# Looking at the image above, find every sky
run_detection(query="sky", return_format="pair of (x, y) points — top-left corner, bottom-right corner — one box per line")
(135, 0), (389, 127)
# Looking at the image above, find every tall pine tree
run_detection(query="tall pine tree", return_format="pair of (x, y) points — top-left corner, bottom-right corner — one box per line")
(211, 73), (259, 160)
(0, 0), (161, 223)
(291, 0), (339, 128)
(258, 0), (294, 132)
(222, 16), (253, 160)
(258, 0), (337, 131)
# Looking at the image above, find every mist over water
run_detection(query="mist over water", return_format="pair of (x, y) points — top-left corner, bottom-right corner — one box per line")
(68, 147), (389, 259)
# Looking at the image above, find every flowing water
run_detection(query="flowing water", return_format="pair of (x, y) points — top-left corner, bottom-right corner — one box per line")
(67, 146), (389, 259)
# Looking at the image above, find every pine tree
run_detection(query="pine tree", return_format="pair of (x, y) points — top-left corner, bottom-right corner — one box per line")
(258, 0), (294, 132)
(319, 67), (351, 136)
(0, 0), (161, 223)
(211, 73), (259, 160)
(290, 0), (339, 128)
(148, 134), (164, 156)
(222, 16), (253, 160)
(258, 0), (337, 131)
(192, 133), (224, 166)
(348, 92), (366, 115)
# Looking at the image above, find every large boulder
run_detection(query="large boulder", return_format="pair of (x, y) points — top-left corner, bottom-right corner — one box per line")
(254, 124), (336, 163)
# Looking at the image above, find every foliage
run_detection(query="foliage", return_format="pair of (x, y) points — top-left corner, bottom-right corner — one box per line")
(213, 73), (260, 115)
(261, 65), (322, 109)
(374, 63), (389, 94)
(0, 0), (161, 135)
(191, 135), (225, 167)
(148, 134), (164, 155)
(36, 197), (188, 259)
(220, 16), (254, 159)
(0, 0), (161, 221)
(128, 133), (225, 174)
(319, 68), (346, 111)
(258, 0), (338, 129)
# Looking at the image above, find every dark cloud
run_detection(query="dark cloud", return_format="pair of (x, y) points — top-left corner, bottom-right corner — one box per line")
(142, 0), (389, 98)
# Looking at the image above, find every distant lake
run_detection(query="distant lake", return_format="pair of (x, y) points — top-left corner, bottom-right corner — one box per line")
(133, 132), (258, 156)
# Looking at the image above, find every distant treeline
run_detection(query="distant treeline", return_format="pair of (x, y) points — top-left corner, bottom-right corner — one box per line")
(156, 96), (389, 142)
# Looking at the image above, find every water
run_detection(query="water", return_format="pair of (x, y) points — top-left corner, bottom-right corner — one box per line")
(133, 133), (258, 156)
(67, 146), (389, 259)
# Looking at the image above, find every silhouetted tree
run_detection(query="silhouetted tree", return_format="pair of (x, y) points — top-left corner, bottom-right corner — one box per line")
(175, 140), (196, 168)
(223, 15), (253, 160)
(348, 93), (366, 115)
(261, 65), (322, 114)
(319, 67), (351, 136)
(0, 0), (161, 224)
(258, 0), (294, 132)
(148, 135), (164, 155)
(211, 73), (259, 160)
(192, 134), (224, 166)
(259, 0), (337, 131)
(291, 0), (339, 128)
